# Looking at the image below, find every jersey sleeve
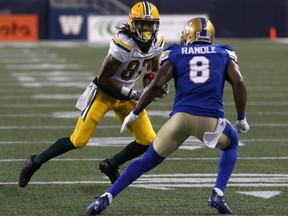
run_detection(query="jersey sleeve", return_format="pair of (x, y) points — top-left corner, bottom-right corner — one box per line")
(218, 44), (238, 64)
(159, 44), (178, 65)
(155, 33), (165, 56)
(108, 33), (133, 63)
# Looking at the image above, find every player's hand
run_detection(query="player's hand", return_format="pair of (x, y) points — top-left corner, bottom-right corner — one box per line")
(120, 109), (140, 133)
(130, 89), (143, 100)
(157, 83), (169, 98)
(236, 118), (250, 133)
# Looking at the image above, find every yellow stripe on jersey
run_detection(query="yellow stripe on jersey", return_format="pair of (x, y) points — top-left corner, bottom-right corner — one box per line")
(160, 50), (171, 63)
(112, 36), (133, 52)
(157, 34), (164, 47)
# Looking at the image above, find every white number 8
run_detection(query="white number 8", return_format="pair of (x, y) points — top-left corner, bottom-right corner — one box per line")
(189, 56), (210, 83)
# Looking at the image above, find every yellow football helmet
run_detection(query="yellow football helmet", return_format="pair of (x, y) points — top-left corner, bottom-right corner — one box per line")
(180, 17), (215, 45)
(129, 1), (160, 42)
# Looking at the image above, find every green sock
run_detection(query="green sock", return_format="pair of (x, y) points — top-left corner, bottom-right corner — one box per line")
(107, 141), (149, 167)
(33, 137), (76, 165)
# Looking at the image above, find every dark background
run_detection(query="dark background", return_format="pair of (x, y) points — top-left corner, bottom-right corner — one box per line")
(0, 0), (287, 39)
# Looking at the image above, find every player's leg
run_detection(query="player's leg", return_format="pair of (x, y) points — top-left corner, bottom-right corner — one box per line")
(208, 120), (238, 214)
(18, 90), (112, 187)
(162, 114), (234, 214)
(214, 121), (238, 193)
(87, 113), (190, 215)
(99, 99), (155, 183)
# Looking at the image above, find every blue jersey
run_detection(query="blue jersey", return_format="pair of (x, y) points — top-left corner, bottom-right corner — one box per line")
(161, 43), (237, 118)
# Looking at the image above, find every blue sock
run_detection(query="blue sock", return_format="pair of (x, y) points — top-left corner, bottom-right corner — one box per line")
(215, 121), (238, 192)
(108, 144), (165, 198)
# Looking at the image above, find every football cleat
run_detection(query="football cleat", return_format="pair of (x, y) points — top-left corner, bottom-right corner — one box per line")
(18, 155), (41, 188)
(208, 190), (232, 214)
(86, 194), (110, 215)
(99, 159), (120, 184)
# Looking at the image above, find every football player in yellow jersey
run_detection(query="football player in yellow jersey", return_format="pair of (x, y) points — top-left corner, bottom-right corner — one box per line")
(18, 1), (167, 187)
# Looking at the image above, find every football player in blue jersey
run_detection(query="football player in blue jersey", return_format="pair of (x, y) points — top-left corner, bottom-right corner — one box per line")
(18, 2), (168, 188)
(86, 17), (250, 215)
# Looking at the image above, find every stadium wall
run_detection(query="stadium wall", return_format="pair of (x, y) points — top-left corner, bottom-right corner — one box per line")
(0, 0), (287, 41)
(0, 0), (49, 40)
(119, 0), (288, 38)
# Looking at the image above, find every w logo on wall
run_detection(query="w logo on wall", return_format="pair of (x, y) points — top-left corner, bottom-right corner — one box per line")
(59, 15), (83, 35)
(49, 8), (91, 40)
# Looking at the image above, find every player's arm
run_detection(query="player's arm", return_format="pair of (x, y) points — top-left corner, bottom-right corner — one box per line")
(76, 54), (122, 111)
(149, 54), (169, 98)
(149, 55), (160, 72)
(226, 60), (247, 115)
(226, 60), (250, 133)
(97, 54), (123, 93)
(136, 60), (173, 112)
(120, 60), (173, 132)
(97, 54), (142, 99)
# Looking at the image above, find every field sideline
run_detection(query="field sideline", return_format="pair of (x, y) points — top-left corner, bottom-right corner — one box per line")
(0, 39), (287, 215)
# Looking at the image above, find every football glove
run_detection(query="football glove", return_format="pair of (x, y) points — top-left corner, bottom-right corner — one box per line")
(120, 109), (140, 133)
(130, 89), (143, 100)
(157, 83), (169, 98)
(236, 117), (250, 133)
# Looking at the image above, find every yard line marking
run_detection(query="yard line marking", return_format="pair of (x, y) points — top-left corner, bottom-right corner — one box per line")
(0, 58), (67, 64)
(0, 181), (108, 185)
(1, 173), (288, 192)
(1, 136), (286, 145)
(2, 182), (288, 188)
(240, 138), (288, 142)
(1, 137), (287, 145)
(2, 109), (288, 119)
(237, 191), (281, 199)
(0, 125), (126, 129)
(0, 114), (52, 117)
(32, 94), (80, 99)
(247, 93), (288, 98)
(1, 157), (288, 162)
(20, 82), (87, 88)
(11, 71), (92, 76)
(0, 123), (287, 129)
(167, 157), (288, 161)
(6, 63), (81, 70)
(0, 41), (103, 48)
(224, 101), (288, 105)
(131, 183), (288, 189)
(0, 104), (72, 108)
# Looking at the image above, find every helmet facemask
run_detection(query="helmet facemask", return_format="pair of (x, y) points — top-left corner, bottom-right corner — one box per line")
(132, 19), (159, 42)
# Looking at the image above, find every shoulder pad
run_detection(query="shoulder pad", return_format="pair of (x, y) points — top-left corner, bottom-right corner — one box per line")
(112, 33), (133, 53)
(160, 44), (179, 64)
(156, 33), (165, 48)
(215, 44), (237, 62)
(215, 44), (234, 51)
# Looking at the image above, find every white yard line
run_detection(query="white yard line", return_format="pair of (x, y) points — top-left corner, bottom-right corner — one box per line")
(0, 123), (288, 129)
(1, 173), (288, 192)
(1, 157), (287, 162)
